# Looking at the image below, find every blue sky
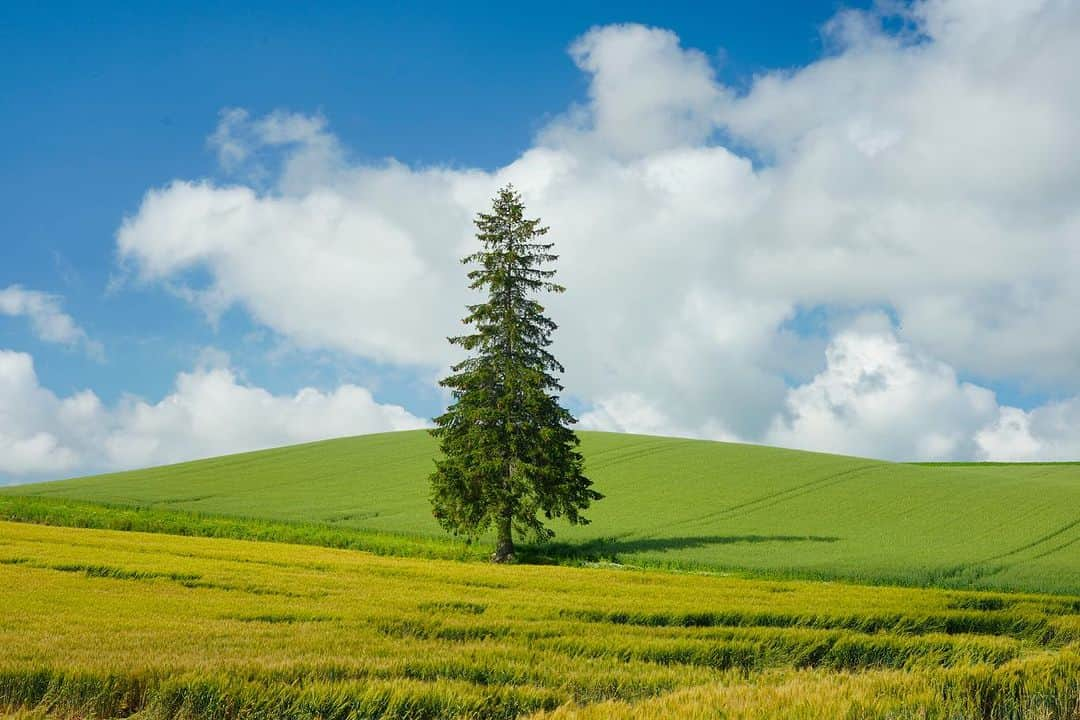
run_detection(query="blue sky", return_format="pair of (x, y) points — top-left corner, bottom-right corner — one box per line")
(2, 0), (866, 407)
(3, 0), (1080, 481)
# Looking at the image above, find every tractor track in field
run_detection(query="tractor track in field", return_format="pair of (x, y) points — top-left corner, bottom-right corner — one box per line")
(935, 516), (1080, 586)
(1030, 534), (1080, 561)
(982, 516), (1080, 563)
(585, 439), (697, 472)
(660, 463), (883, 532)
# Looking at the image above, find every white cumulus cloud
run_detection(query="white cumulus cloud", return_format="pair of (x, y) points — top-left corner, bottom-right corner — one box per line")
(111, 2), (1080, 460)
(976, 400), (1080, 462)
(766, 318), (999, 460)
(0, 349), (425, 483)
(767, 318), (1080, 462)
(0, 285), (103, 359)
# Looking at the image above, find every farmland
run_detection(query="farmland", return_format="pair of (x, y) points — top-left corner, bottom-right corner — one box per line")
(2, 521), (1080, 719)
(5, 430), (1080, 594)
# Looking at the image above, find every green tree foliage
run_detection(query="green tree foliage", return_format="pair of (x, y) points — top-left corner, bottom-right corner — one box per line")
(430, 185), (601, 562)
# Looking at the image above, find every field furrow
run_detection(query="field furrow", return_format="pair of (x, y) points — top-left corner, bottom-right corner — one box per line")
(3, 521), (1080, 719)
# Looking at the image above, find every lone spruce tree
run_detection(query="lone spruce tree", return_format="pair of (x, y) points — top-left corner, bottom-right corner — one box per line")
(430, 185), (601, 562)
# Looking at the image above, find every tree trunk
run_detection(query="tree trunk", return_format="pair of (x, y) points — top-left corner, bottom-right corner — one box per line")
(492, 510), (514, 563)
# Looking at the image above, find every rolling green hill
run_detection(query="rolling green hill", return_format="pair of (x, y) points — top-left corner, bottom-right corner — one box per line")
(4, 430), (1080, 594)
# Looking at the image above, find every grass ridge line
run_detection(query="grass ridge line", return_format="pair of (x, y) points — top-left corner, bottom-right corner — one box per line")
(0, 495), (483, 563)
(7, 495), (1080, 601)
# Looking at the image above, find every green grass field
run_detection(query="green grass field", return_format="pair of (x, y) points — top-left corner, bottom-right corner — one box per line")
(4, 430), (1080, 594)
(2, 522), (1079, 719)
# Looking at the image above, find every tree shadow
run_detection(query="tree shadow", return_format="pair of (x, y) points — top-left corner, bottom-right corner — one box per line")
(518, 533), (840, 566)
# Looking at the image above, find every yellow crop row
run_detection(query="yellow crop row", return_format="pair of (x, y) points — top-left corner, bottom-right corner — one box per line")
(2, 521), (1078, 718)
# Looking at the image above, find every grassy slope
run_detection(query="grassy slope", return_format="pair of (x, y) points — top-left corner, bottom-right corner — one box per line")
(4, 430), (1080, 593)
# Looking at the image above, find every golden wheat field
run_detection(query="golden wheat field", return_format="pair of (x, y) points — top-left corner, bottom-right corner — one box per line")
(2, 520), (1079, 719)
